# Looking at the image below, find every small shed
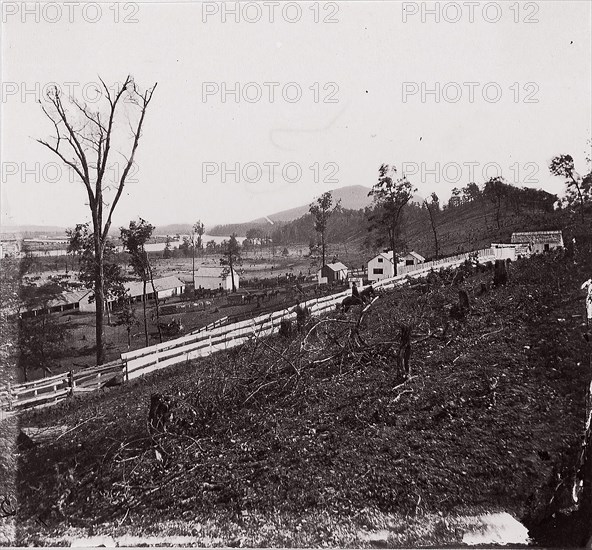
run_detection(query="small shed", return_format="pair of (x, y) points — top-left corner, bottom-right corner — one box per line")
(317, 262), (348, 285)
(511, 231), (564, 253)
(400, 251), (425, 267)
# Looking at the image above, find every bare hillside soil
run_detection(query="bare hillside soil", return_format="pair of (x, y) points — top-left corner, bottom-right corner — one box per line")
(15, 250), (592, 546)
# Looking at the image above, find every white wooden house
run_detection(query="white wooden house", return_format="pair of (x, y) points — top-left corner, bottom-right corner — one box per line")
(367, 251), (425, 282)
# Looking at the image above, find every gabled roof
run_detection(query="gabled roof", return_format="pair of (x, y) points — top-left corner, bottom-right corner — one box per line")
(125, 275), (185, 298)
(511, 231), (563, 244)
(324, 262), (348, 272)
(370, 250), (425, 263)
(374, 251), (393, 262)
(27, 289), (92, 311)
(407, 251), (425, 262)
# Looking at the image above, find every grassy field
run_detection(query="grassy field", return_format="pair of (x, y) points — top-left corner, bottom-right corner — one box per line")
(13, 249), (592, 546)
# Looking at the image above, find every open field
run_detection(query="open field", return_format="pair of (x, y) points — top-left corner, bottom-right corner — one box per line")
(13, 250), (592, 546)
(15, 249), (352, 380)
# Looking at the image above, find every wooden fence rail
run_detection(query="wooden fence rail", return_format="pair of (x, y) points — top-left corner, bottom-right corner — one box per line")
(0, 248), (497, 414)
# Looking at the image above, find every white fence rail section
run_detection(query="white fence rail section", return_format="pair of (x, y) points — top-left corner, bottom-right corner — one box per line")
(1, 248), (496, 413)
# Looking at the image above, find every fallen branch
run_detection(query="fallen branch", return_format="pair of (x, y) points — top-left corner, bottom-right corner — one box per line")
(55, 414), (102, 442)
(392, 375), (417, 392)
(393, 389), (413, 403)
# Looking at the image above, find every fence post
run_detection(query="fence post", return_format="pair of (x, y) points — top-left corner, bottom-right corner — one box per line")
(7, 382), (11, 411)
(68, 370), (74, 396)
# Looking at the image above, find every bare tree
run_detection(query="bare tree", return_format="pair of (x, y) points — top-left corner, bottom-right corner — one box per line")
(423, 192), (440, 260)
(37, 76), (157, 364)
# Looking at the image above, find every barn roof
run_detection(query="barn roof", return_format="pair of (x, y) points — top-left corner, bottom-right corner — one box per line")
(324, 262), (348, 272)
(125, 275), (185, 298)
(26, 289), (92, 311)
(511, 231), (563, 244)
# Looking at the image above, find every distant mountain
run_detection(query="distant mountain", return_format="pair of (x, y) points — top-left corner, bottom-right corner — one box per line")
(255, 185), (375, 224)
(257, 185), (424, 224)
(210, 185), (425, 236)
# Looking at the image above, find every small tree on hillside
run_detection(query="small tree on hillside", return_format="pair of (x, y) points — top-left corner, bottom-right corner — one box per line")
(423, 192), (441, 260)
(549, 153), (592, 223)
(368, 164), (416, 276)
(462, 182), (481, 203)
(483, 176), (509, 230)
(220, 234), (242, 292)
(115, 292), (138, 349)
(309, 191), (341, 268)
(120, 218), (162, 345)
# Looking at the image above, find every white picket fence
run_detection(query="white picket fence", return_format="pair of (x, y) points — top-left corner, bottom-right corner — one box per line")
(1, 248), (496, 413)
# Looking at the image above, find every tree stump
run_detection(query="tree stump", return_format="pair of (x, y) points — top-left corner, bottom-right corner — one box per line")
(295, 304), (310, 332)
(279, 319), (293, 337)
(148, 393), (172, 434)
(458, 289), (470, 313)
(397, 325), (412, 378)
(493, 259), (508, 287)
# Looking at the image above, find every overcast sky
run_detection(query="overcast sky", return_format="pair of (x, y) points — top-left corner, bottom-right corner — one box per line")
(1, 1), (591, 230)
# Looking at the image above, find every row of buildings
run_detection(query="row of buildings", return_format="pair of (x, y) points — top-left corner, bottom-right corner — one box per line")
(22, 276), (187, 317)
(0, 237), (72, 258)
(318, 230), (565, 285)
(18, 230), (565, 317)
(317, 250), (427, 285)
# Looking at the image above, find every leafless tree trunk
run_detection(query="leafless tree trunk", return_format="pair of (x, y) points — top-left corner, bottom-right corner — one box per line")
(142, 280), (148, 346)
(148, 263), (163, 343)
(37, 76), (157, 364)
(424, 199), (440, 260)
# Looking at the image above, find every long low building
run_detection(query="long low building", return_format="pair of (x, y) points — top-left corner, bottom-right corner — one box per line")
(22, 276), (186, 316)
(510, 231), (564, 253)
(21, 289), (93, 318)
(79, 275), (186, 311)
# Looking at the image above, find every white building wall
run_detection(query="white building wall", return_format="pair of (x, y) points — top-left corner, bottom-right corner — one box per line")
(491, 244), (517, 261)
(368, 254), (395, 282)
(194, 274), (239, 290)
